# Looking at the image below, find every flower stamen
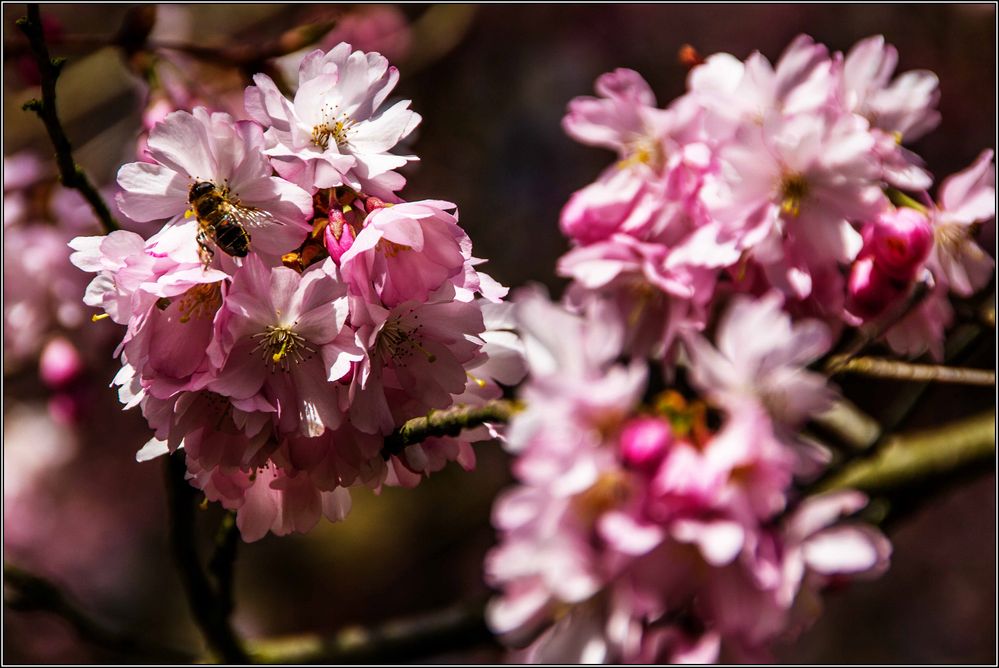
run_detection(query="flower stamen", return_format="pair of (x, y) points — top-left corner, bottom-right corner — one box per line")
(312, 104), (357, 150)
(780, 173), (809, 217)
(251, 324), (314, 371)
(177, 282), (222, 324)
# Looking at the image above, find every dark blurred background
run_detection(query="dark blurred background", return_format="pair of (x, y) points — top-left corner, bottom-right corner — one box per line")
(3, 4), (995, 663)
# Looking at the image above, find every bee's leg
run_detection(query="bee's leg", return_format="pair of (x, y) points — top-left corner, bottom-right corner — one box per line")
(196, 228), (215, 268)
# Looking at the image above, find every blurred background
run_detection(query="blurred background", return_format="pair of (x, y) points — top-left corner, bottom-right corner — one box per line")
(3, 3), (995, 663)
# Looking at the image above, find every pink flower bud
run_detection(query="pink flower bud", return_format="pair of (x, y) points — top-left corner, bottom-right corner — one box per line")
(39, 337), (84, 390)
(364, 196), (390, 212)
(324, 209), (356, 264)
(867, 208), (933, 281)
(619, 416), (673, 471)
(846, 255), (906, 321)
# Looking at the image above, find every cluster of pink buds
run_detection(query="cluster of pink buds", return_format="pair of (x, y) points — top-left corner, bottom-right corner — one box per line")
(486, 33), (994, 662)
(70, 44), (517, 541)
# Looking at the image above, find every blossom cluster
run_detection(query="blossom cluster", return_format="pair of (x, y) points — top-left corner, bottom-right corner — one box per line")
(556, 35), (994, 362)
(71, 45), (516, 541)
(485, 34), (994, 663)
(486, 289), (891, 662)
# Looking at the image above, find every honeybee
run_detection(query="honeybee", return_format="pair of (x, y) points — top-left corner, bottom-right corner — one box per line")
(188, 181), (275, 265)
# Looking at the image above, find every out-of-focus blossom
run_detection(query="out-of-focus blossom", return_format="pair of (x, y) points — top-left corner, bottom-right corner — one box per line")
(682, 291), (834, 426)
(487, 291), (888, 663)
(927, 150), (996, 297)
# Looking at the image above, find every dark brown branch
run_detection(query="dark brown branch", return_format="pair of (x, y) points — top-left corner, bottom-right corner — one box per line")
(164, 453), (249, 663)
(3, 563), (196, 662)
(382, 399), (521, 459)
(16, 5), (119, 233)
(208, 511), (240, 619)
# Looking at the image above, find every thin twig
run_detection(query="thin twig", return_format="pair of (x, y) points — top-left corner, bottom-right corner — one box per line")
(3, 564), (196, 662)
(382, 399), (521, 459)
(16, 5), (119, 233)
(164, 454), (249, 663)
(828, 356), (995, 386)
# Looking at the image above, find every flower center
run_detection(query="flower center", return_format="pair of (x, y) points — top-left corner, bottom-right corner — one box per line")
(377, 315), (436, 367)
(619, 136), (665, 171)
(377, 238), (410, 258)
(933, 222), (968, 253)
(252, 325), (314, 371)
(312, 105), (356, 150)
(779, 173), (809, 217)
(177, 282), (222, 324)
(572, 470), (632, 523)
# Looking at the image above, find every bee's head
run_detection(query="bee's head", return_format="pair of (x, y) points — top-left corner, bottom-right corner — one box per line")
(189, 181), (216, 203)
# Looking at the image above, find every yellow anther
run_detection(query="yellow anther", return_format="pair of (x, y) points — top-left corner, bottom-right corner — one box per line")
(779, 173), (809, 217)
(91, 313), (110, 322)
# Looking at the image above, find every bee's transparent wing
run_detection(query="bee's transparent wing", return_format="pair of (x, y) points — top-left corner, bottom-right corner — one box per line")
(229, 204), (283, 230)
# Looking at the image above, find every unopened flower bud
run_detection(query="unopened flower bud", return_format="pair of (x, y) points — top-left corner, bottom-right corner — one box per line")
(867, 208), (933, 281)
(364, 196), (390, 212)
(846, 255), (906, 320)
(619, 416), (673, 471)
(324, 209), (356, 263)
(39, 336), (84, 390)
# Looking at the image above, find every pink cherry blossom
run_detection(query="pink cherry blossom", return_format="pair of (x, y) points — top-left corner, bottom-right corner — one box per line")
(245, 43), (421, 195)
(562, 68), (676, 169)
(682, 292), (834, 426)
(207, 255), (361, 438)
(339, 199), (468, 306)
(706, 111), (884, 279)
(838, 35), (940, 142)
(686, 34), (836, 140)
(116, 107), (313, 260)
(928, 149), (996, 296)
(348, 288), (486, 434)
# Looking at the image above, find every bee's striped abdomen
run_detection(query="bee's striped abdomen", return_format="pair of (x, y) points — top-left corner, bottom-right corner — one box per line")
(212, 216), (251, 257)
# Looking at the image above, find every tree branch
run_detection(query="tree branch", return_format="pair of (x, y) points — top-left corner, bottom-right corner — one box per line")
(382, 399), (521, 459)
(808, 315), (991, 491)
(819, 410), (995, 497)
(827, 355), (995, 386)
(3, 564), (196, 662)
(246, 597), (495, 664)
(164, 453), (249, 663)
(16, 5), (119, 233)
(207, 511), (241, 620)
